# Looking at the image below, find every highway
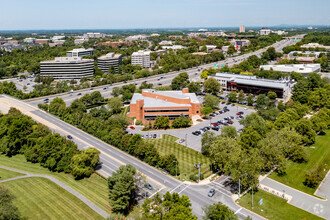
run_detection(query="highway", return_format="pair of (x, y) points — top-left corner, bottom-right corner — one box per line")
(25, 36), (300, 107)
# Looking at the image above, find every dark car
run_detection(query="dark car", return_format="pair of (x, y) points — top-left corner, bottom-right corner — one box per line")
(226, 102), (231, 105)
(192, 131), (201, 135)
(221, 102), (226, 104)
(153, 134), (157, 138)
(239, 111), (244, 114)
(90, 88), (94, 90)
(103, 87), (107, 90)
(224, 117), (229, 120)
(77, 93), (82, 96)
(212, 126), (220, 131)
(158, 83), (162, 86)
(219, 110), (223, 114)
(67, 135), (73, 139)
(231, 104), (235, 106)
(145, 183), (153, 190)
(208, 188), (215, 197)
(230, 116), (234, 119)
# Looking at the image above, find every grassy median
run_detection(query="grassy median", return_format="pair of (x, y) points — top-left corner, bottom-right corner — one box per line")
(237, 189), (323, 220)
(2, 177), (104, 220)
(269, 130), (330, 196)
(0, 167), (24, 181)
(146, 134), (211, 180)
(0, 154), (111, 215)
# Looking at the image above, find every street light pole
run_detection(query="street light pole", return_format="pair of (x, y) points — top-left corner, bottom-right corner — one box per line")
(199, 163), (201, 182)
(185, 134), (187, 148)
(239, 178), (241, 198)
(252, 185), (254, 209)
(173, 160), (177, 178)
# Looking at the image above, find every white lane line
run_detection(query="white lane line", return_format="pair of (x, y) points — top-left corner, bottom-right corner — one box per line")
(102, 164), (116, 172)
(177, 183), (190, 194)
(169, 182), (185, 193)
(235, 207), (242, 214)
(150, 187), (165, 198)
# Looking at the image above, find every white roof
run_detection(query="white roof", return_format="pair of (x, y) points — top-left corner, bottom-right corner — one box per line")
(260, 64), (321, 74)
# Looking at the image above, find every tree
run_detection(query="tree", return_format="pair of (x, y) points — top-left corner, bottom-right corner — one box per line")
(240, 113), (267, 137)
(154, 116), (170, 129)
(239, 127), (262, 149)
(108, 97), (123, 114)
(0, 186), (21, 220)
(267, 91), (277, 100)
(228, 91), (237, 103)
(201, 131), (216, 156)
(238, 90), (245, 103)
(247, 55), (261, 68)
(142, 192), (197, 220)
(256, 94), (269, 107)
(204, 78), (221, 94)
(203, 202), (238, 220)
(227, 45), (236, 55)
(187, 82), (201, 93)
(111, 87), (121, 97)
(108, 164), (137, 214)
(70, 148), (100, 179)
(294, 118), (316, 145)
(247, 94), (254, 106)
(172, 116), (192, 128)
(266, 47), (277, 60)
(201, 107), (213, 115)
(221, 126), (237, 139)
(203, 94), (220, 109)
(200, 70), (209, 79)
(171, 72), (189, 90)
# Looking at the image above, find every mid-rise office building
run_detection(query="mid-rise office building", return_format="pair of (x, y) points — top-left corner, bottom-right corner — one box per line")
(301, 43), (330, 50)
(260, 64), (321, 75)
(35, 39), (50, 44)
(40, 57), (94, 80)
(230, 39), (251, 47)
(97, 53), (122, 73)
(239, 25), (245, 33)
(83, 33), (106, 38)
(131, 50), (151, 68)
(24, 38), (36, 43)
(128, 88), (201, 122)
(259, 28), (271, 35)
(66, 48), (94, 57)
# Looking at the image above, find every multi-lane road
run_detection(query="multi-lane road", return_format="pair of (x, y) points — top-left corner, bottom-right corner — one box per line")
(0, 37), (302, 219)
(25, 36), (300, 107)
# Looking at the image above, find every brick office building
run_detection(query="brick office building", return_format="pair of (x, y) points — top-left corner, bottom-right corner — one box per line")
(128, 88), (201, 122)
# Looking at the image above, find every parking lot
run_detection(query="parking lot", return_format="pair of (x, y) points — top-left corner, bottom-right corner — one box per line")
(1, 75), (38, 93)
(128, 103), (255, 152)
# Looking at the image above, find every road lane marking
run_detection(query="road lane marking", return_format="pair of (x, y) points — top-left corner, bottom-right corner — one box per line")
(178, 183), (190, 194)
(235, 207), (242, 214)
(150, 187), (165, 198)
(169, 182), (185, 193)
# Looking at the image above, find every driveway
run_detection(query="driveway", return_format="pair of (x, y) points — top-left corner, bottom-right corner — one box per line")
(128, 103), (255, 152)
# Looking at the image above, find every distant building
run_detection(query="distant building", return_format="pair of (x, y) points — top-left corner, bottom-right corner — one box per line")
(131, 50), (151, 68)
(83, 33), (106, 38)
(35, 39), (50, 44)
(199, 45), (217, 53)
(272, 30), (288, 35)
(150, 33), (160, 37)
(128, 88), (201, 122)
(210, 72), (294, 99)
(66, 48), (94, 57)
(239, 25), (245, 33)
(74, 38), (88, 45)
(7, 40), (20, 44)
(49, 40), (66, 47)
(40, 57), (94, 80)
(260, 64), (321, 75)
(192, 52), (208, 56)
(24, 38), (36, 43)
(301, 43), (330, 50)
(125, 35), (148, 42)
(230, 39), (251, 47)
(51, 36), (65, 42)
(0, 43), (26, 52)
(188, 32), (224, 38)
(288, 51), (323, 58)
(259, 28), (271, 35)
(159, 40), (173, 46)
(162, 45), (186, 50)
(97, 53), (122, 73)
(168, 35), (183, 39)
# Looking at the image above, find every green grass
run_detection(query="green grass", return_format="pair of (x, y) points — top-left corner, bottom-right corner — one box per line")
(145, 134), (211, 180)
(0, 155), (111, 214)
(0, 168), (24, 181)
(269, 130), (330, 196)
(2, 177), (103, 220)
(237, 189), (323, 220)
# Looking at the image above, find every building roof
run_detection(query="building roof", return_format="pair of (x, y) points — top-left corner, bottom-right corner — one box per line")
(215, 72), (257, 80)
(132, 50), (151, 56)
(260, 64), (321, 73)
(143, 89), (200, 103)
(98, 52), (122, 59)
(231, 78), (289, 89)
(41, 57), (93, 64)
(67, 48), (94, 53)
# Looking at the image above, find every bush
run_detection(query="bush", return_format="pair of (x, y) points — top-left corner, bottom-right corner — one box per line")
(135, 120), (143, 126)
(303, 164), (327, 188)
(189, 174), (198, 182)
(201, 107), (213, 115)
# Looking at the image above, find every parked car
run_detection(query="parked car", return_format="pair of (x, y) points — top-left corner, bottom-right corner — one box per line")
(145, 183), (153, 190)
(179, 139), (185, 143)
(211, 126), (220, 131)
(236, 113), (241, 115)
(192, 131), (201, 135)
(230, 116), (234, 119)
(77, 93), (82, 96)
(208, 188), (215, 197)
(226, 102), (231, 105)
(219, 110), (224, 114)
(221, 102), (226, 104)
(239, 111), (244, 114)
(224, 117), (229, 120)
(103, 87), (107, 90)
(153, 134), (157, 138)
(130, 126), (135, 130)
(231, 104), (235, 106)
(67, 135), (73, 139)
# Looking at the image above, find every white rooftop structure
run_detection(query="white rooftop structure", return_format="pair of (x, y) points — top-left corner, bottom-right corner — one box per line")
(51, 35), (65, 41)
(288, 51), (324, 58)
(125, 35), (148, 42)
(131, 50), (151, 68)
(260, 64), (321, 74)
(66, 48), (94, 57)
(301, 43), (330, 50)
(159, 40), (173, 46)
(162, 45), (186, 50)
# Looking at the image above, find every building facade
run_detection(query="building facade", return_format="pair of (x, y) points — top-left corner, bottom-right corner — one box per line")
(239, 25), (245, 33)
(259, 28), (271, 35)
(128, 88), (201, 122)
(131, 50), (151, 68)
(66, 48), (94, 57)
(40, 57), (94, 80)
(97, 52), (122, 73)
(260, 64), (321, 75)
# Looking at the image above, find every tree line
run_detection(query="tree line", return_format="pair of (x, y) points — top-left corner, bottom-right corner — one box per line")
(0, 108), (100, 179)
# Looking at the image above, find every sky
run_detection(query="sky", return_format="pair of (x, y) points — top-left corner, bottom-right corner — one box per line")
(1, 0), (329, 30)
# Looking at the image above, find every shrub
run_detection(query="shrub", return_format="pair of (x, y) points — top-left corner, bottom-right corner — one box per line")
(135, 120), (143, 126)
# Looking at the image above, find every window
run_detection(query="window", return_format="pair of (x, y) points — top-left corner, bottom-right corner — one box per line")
(197, 111), (199, 113)
(196, 105), (199, 109)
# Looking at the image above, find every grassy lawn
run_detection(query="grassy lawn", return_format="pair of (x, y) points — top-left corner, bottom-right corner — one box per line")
(2, 177), (103, 220)
(0, 168), (24, 180)
(0, 155), (111, 214)
(145, 134), (211, 180)
(237, 189), (323, 220)
(269, 130), (330, 196)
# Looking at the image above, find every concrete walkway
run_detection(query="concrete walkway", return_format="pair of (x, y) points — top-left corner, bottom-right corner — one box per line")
(0, 166), (109, 219)
(260, 177), (330, 219)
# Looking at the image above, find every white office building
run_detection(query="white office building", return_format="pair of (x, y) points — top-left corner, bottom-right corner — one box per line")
(199, 45), (217, 53)
(125, 35), (149, 42)
(97, 53), (122, 73)
(40, 57), (94, 80)
(239, 25), (245, 33)
(260, 64), (321, 75)
(159, 40), (173, 46)
(51, 36), (65, 41)
(161, 45), (186, 50)
(259, 28), (271, 35)
(131, 50), (151, 68)
(23, 38), (36, 43)
(66, 48), (94, 57)
(83, 33), (106, 38)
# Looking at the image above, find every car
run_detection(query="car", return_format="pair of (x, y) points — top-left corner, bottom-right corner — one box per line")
(219, 110), (223, 114)
(67, 135), (73, 139)
(239, 115), (244, 119)
(145, 183), (153, 190)
(211, 126), (220, 131)
(157, 78), (160, 81)
(231, 104), (235, 106)
(44, 98), (49, 101)
(230, 116), (234, 119)
(236, 113), (241, 115)
(145, 134), (149, 138)
(43, 100), (48, 103)
(77, 93), (82, 96)
(224, 117), (229, 120)
(158, 83), (162, 86)
(130, 126), (135, 130)
(179, 139), (185, 143)
(239, 111), (244, 114)
(226, 102), (231, 105)
(27, 83), (30, 85)
(124, 131), (129, 134)
(221, 102), (225, 104)
(153, 134), (157, 138)
(90, 88), (94, 90)
(208, 189), (215, 197)
(124, 81), (127, 83)
(209, 113), (215, 117)
(244, 107), (248, 110)
(192, 131), (201, 135)
(103, 87), (107, 90)
(204, 126), (210, 130)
